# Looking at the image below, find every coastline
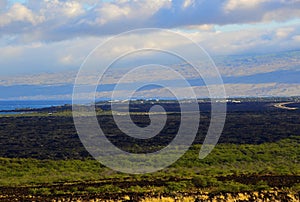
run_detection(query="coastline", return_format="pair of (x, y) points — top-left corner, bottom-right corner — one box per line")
(274, 102), (298, 110)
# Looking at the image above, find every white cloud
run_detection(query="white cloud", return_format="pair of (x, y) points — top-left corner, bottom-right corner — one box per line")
(263, 8), (300, 22)
(292, 35), (300, 41)
(95, 3), (131, 25)
(276, 27), (295, 39)
(0, 0), (299, 42)
(0, 3), (44, 26)
(60, 54), (75, 65)
(0, 36), (103, 75)
(95, 0), (171, 25)
(178, 23), (300, 55)
(224, 0), (271, 12)
(183, 24), (215, 32)
(37, 0), (85, 19)
(182, 0), (195, 8)
(0, 0), (299, 78)
(62, 1), (85, 17)
(0, 22), (300, 76)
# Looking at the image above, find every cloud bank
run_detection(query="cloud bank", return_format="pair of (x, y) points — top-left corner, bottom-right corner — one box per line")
(0, 0), (300, 42)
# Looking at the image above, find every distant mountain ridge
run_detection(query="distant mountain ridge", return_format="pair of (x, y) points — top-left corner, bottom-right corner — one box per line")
(1, 50), (299, 100)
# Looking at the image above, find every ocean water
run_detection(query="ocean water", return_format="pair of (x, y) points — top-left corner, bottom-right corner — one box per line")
(0, 100), (72, 111)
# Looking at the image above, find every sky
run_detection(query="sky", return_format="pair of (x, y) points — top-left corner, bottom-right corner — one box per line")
(0, 0), (300, 99)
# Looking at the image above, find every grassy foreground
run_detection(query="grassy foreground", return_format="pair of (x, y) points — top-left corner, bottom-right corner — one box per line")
(0, 137), (299, 196)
